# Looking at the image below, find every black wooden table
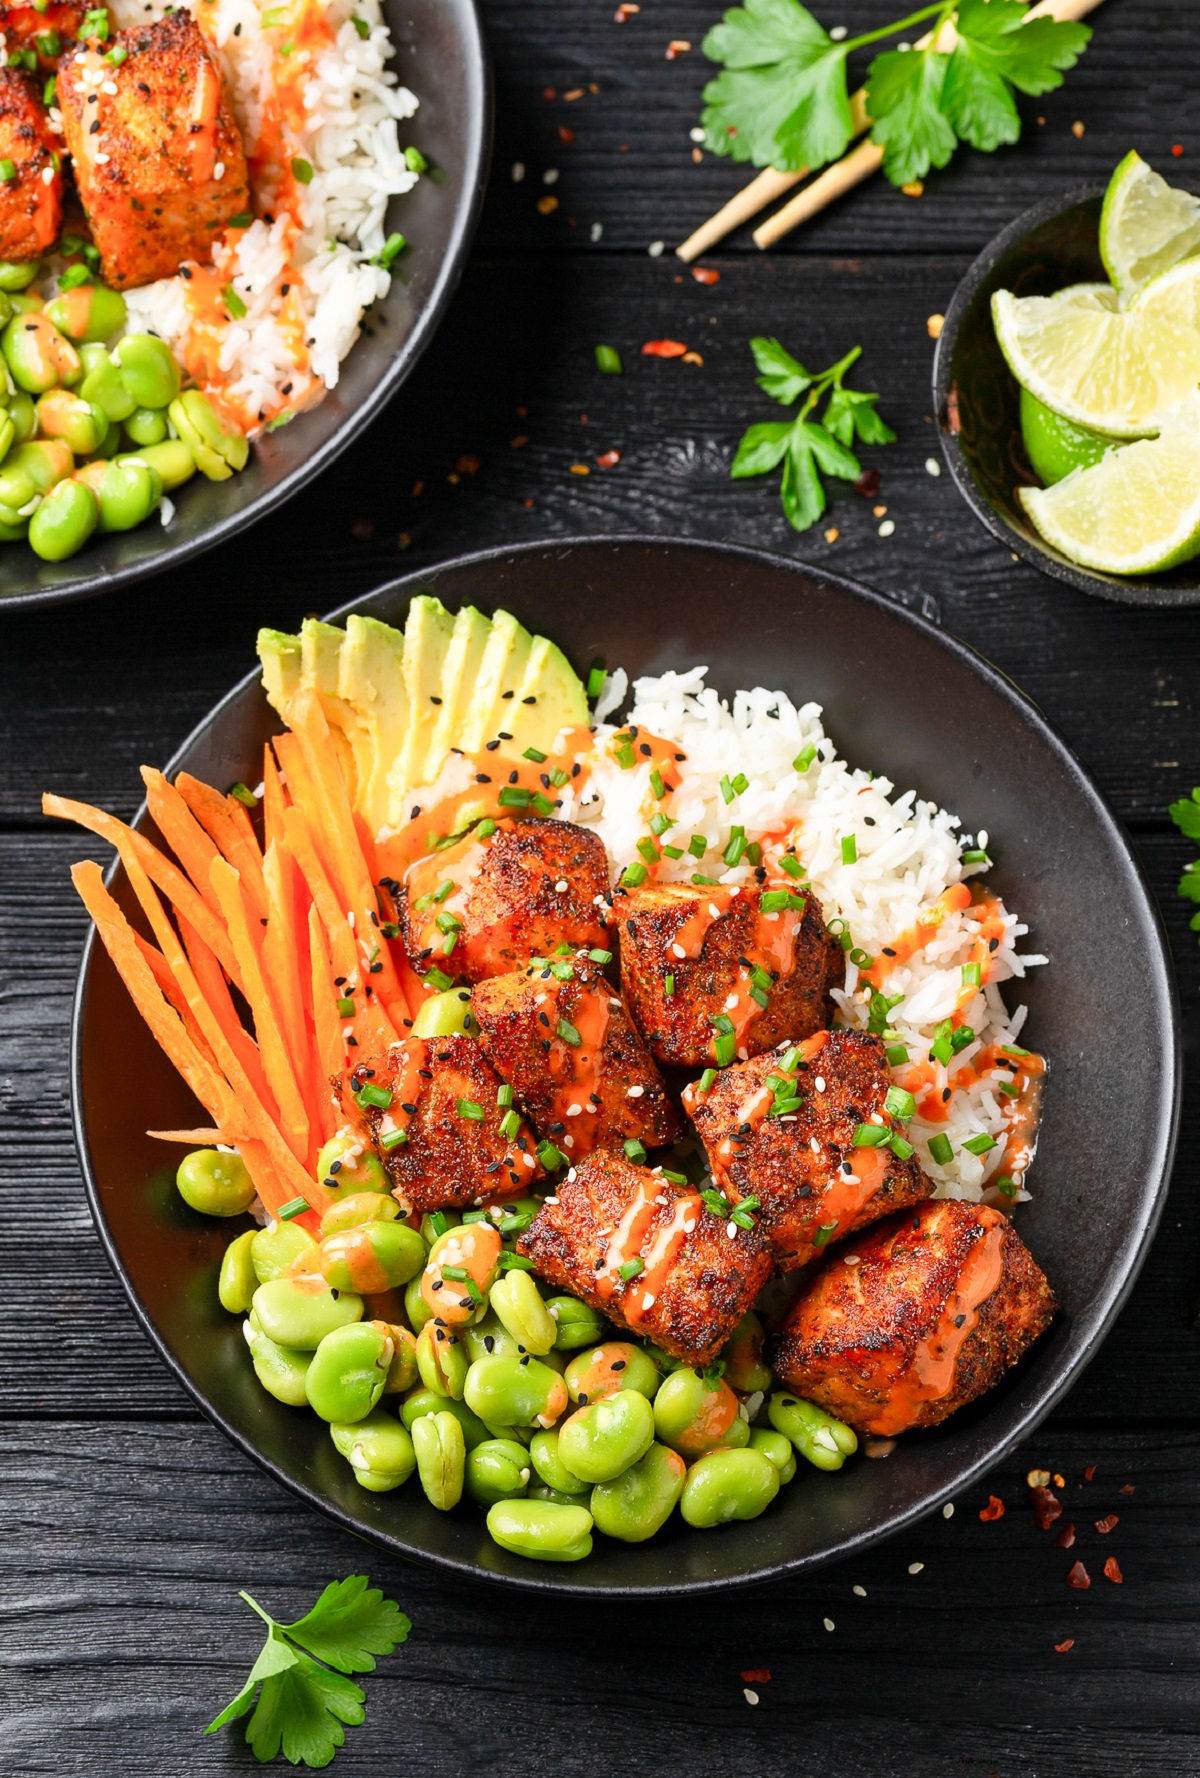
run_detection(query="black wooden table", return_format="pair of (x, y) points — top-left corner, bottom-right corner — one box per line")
(5, 2), (1200, 1772)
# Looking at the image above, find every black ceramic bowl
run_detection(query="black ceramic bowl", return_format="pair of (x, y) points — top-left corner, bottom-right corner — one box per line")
(0, 0), (489, 614)
(71, 537), (1180, 1595)
(934, 183), (1200, 609)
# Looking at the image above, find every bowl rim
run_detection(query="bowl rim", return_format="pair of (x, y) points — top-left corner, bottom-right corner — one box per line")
(932, 179), (1200, 610)
(69, 533), (1182, 1595)
(0, 0), (492, 616)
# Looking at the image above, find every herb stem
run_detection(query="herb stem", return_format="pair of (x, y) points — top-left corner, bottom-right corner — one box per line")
(841, 2), (948, 55)
(238, 1590), (275, 1628)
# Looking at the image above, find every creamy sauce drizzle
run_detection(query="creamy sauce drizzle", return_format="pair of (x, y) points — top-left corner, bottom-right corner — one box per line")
(594, 1174), (702, 1315)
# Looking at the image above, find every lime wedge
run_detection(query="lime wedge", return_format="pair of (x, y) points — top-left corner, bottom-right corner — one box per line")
(1019, 403), (1200, 574)
(1019, 387), (1113, 486)
(1133, 252), (1200, 332)
(992, 282), (1200, 438)
(1100, 150), (1200, 305)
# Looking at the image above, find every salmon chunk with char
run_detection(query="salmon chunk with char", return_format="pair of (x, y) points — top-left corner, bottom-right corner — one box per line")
(472, 955), (681, 1161)
(58, 10), (250, 289)
(518, 1148), (772, 1368)
(684, 1029), (933, 1272)
(771, 1200), (1055, 1436)
(613, 878), (842, 1069)
(358, 1034), (544, 1213)
(398, 816), (612, 986)
(0, 68), (61, 261)
(0, 2), (87, 67)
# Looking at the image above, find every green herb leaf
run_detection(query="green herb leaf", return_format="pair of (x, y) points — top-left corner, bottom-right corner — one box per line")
(866, 47), (957, 188)
(700, 0), (853, 174)
(731, 419), (794, 477)
(1169, 788), (1200, 843)
(954, 0), (1090, 98)
(750, 334), (813, 404)
(822, 384), (897, 448)
(282, 1576), (411, 1674)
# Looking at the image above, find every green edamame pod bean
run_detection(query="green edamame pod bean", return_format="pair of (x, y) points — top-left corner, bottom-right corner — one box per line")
(123, 406), (168, 448)
(0, 439), (72, 510)
(319, 1191), (401, 1239)
(679, 1448), (780, 1529)
(489, 1268), (557, 1356)
(219, 1229), (259, 1314)
(318, 1220), (425, 1293)
(44, 283), (127, 343)
(80, 353), (136, 423)
(316, 1130), (390, 1196)
(486, 1499), (593, 1562)
(8, 291), (42, 316)
(305, 1320), (392, 1423)
(24, 480), (94, 565)
(590, 1442), (687, 1543)
(331, 1410), (416, 1492)
(461, 1309), (523, 1364)
(175, 1146), (255, 1217)
(119, 437), (194, 489)
(2, 312), (80, 392)
(565, 1342), (662, 1405)
(76, 455), (161, 530)
(112, 332), (181, 409)
(767, 1393), (858, 1472)
(748, 1427), (797, 1482)
(528, 1428), (588, 1495)
(412, 1409), (465, 1510)
(415, 1320), (468, 1400)
(721, 1311), (773, 1395)
(465, 1438), (531, 1507)
(251, 1276), (362, 1350)
(652, 1368), (743, 1458)
(243, 1317), (312, 1407)
(372, 1322), (418, 1393)
(404, 1271), (433, 1334)
(0, 259), (38, 291)
(400, 1386), (491, 1450)
(527, 1484), (581, 1505)
(421, 1222), (502, 1327)
(168, 387), (248, 477)
(85, 415), (123, 460)
(463, 1354), (569, 1428)
(7, 388), (34, 444)
(251, 1220), (317, 1283)
(557, 1389), (655, 1485)
(410, 986), (478, 1038)
(0, 519), (25, 541)
(546, 1296), (608, 1351)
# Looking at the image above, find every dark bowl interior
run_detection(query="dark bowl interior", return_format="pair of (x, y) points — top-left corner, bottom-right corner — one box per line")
(933, 183), (1200, 609)
(71, 537), (1180, 1595)
(0, 0), (489, 613)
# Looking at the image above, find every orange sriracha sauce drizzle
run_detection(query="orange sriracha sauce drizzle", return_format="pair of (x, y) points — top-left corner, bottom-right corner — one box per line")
(591, 1167), (704, 1326)
(536, 975), (612, 1158)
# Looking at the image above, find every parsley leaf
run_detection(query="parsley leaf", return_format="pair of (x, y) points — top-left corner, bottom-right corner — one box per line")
(866, 47), (957, 187)
(205, 1579), (410, 1767)
(700, 0), (853, 171)
(1170, 788), (1200, 844)
(941, 0), (1090, 154)
(751, 335), (814, 404)
(732, 419), (794, 476)
(823, 384), (898, 448)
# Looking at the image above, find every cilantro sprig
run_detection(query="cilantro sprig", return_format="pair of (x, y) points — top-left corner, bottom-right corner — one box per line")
(699, 0), (1091, 187)
(1170, 785), (1200, 939)
(205, 1576), (410, 1767)
(732, 337), (895, 532)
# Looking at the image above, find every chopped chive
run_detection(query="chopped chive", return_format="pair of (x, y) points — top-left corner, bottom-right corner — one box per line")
(812, 1221), (839, 1248)
(496, 1084), (515, 1107)
(557, 1018), (582, 1047)
(594, 344), (622, 375)
(351, 12), (370, 33)
(660, 1168), (688, 1186)
(550, 768), (569, 788)
(887, 1133), (914, 1160)
(476, 818), (497, 839)
(441, 933), (458, 955)
(723, 828), (746, 867)
(927, 1133), (954, 1166)
(462, 1208), (488, 1224)
(423, 967), (454, 992)
(588, 948), (613, 964)
(793, 744), (817, 772)
(499, 1108), (521, 1141)
(745, 841), (763, 867)
(884, 1086), (916, 1123)
(996, 1175), (1019, 1200)
(623, 1138), (647, 1165)
(885, 1042), (909, 1067)
(290, 157), (314, 184)
(664, 973), (675, 996)
(228, 781), (257, 808)
(335, 996), (356, 1018)
(697, 1068), (717, 1094)
(852, 1123), (890, 1147)
(648, 812), (674, 837)
(499, 786), (531, 809)
(523, 745), (547, 763)
(1001, 1043), (1031, 1059)
(441, 1263), (468, 1281)
(0, 160), (16, 184)
(840, 835), (858, 865)
(701, 1188), (729, 1217)
(621, 862), (648, 888)
(778, 853), (804, 880)
(618, 1257), (645, 1281)
(951, 1024), (976, 1054)
(688, 834), (707, 859)
(760, 888), (807, 914)
(435, 910), (462, 934)
(531, 791), (556, 817)
(962, 848), (990, 864)
(373, 232), (407, 270)
(849, 947), (874, 969)
(465, 1277), (485, 1306)
(713, 1032), (736, 1067)
(615, 743), (636, 769)
(962, 1132), (997, 1156)
(710, 1014), (734, 1035)
(456, 1098), (485, 1121)
(58, 264), (91, 291)
(277, 1196), (309, 1220)
(692, 874), (719, 884)
(404, 144), (428, 172)
(662, 845), (683, 859)
(587, 663), (607, 698)
(637, 836), (660, 865)
(998, 1080), (1020, 1098)
(429, 1211), (449, 1237)
(962, 961), (981, 988)
(719, 775), (737, 805)
(748, 985), (769, 1010)
(537, 1139), (565, 1170)
(649, 768), (666, 799)
(498, 1251), (536, 1271)
(355, 1083), (393, 1110)
(380, 1127), (408, 1151)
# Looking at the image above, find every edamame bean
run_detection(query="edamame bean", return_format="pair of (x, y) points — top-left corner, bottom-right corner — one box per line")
(410, 986), (478, 1038)
(331, 1410), (416, 1492)
(251, 1220), (317, 1283)
(8, 291), (42, 316)
(767, 1393), (858, 1472)
(748, 1427), (797, 1483)
(218, 1229), (258, 1313)
(679, 1448), (780, 1529)
(123, 405), (168, 448)
(463, 1354), (568, 1428)
(80, 351), (136, 423)
(319, 1191), (401, 1239)
(85, 415), (123, 460)
(557, 1389), (655, 1485)
(565, 1342), (662, 1405)
(0, 259), (39, 291)
(546, 1296), (608, 1351)
(421, 1222), (502, 1326)
(652, 1368), (745, 1459)
(486, 1499), (593, 1562)
(251, 1275), (362, 1350)
(465, 1438), (531, 1507)
(415, 1320), (468, 1399)
(44, 284), (127, 343)
(490, 1268), (556, 1356)
(462, 1309), (523, 1363)
(0, 439), (72, 510)
(112, 332), (181, 409)
(316, 1130), (390, 1196)
(404, 1271), (433, 1333)
(590, 1442), (687, 1542)
(35, 389), (106, 455)
(412, 1409), (465, 1510)
(527, 1484), (581, 1505)
(2, 313), (80, 392)
(168, 387), (248, 477)
(119, 437), (194, 489)
(318, 1220), (426, 1293)
(76, 455), (161, 530)
(401, 1387), (492, 1450)
(243, 1316), (312, 1407)
(721, 1311), (773, 1395)
(305, 1320), (392, 1422)
(371, 1321), (418, 1393)
(175, 1146), (255, 1217)
(528, 1428), (588, 1495)
(7, 389), (34, 444)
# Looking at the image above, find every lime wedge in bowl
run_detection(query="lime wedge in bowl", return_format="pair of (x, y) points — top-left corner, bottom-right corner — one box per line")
(992, 281), (1200, 438)
(1019, 401), (1200, 574)
(1019, 387), (1114, 486)
(1133, 252), (1200, 332)
(1100, 149), (1200, 305)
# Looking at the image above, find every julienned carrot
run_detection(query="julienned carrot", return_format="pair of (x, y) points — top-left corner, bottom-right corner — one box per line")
(176, 773), (269, 924)
(263, 839), (327, 1161)
(308, 905), (349, 1131)
(141, 767), (227, 924)
(71, 862), (252, 1142)
(236, 1133), (319, 1232)
(262, 742), (289, 856)
(147, 1127), (228, 1143)
(209, 856), (311, 1167)
(177, 908), (276, 1119)
(134, 931), (221, 1068)
(41, 792), (242, 988)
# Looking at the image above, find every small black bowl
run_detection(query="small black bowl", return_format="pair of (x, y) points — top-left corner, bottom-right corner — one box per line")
(0, 0), (489, 614)
(933, 183), (1200, 609)
(71, 537), (1180, 1594)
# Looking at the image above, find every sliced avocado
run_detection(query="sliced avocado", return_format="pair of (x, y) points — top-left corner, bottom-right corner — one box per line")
(257, 628), (303, 721)
(426, 603), (491, 783)
(337, 614), (409, 834)
(508, 635), (589, 755)
(459, 609), (534, 754)
(395, 594), (456, 791)
(299, 619), (370, 805)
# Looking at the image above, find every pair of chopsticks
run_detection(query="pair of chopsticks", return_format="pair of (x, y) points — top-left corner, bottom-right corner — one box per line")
(677, 0), (1106, 262)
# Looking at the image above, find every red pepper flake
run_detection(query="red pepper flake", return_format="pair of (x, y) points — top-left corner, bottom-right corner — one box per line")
(642, 339), (688, 358)
(1104, 1557), (1123, 1584)
(1054, 1639), (1075, 1653)
(665, 38), (691, 57)
(945, 383), (961, 435)
(1066, 1561), (1091, 1589)
(691, 266), (720, 285)
(1173, 143), (1185, 156)
(1054, 1474), (1065, 1489)
(537, 195), (559, 216)
(542, 86), (556, 101)
(979, 1495), (1005, 1522)
(855, 467), (881, 498)
(557, 126), (575, 144)
(1084, 1465), (1096, 1482)
(455, 454), (481, 476)
(1118, 1484), (1136, 1496)
(563, 88), (585, 101)
(596, 449), (620, 468)
(411, 480), (423, 496)
(1095, 1514), (1119, 1535)
(740, 1669), (771, 1683)
(613, 1), (639, 17)
(1055, 1523), (1076, 1549)
(569, 463), (590, 475)
(350, 516), (374, 539)
(510, 435), (529, 449)
(681, 351), (704, 365)
(1031, 1486), (1062, 1531)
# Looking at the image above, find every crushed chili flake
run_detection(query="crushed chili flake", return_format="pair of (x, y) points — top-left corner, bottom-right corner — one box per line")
(1031, 1486), (1062, 1531)
(979, 1495), (1005, 1522)
(596, 449), (620, 467)
(542, 86), (556, 100)
(537, 195), (559, 215)
(1103, 1557), (1123, 1584)
(1066, 1561), (1091, 1589)
(681, 351), (704, 365)
(1173, 143), (1184, 156)
(569, 463), (590, 475)
(901, 179), (924, 197)
(1095, 1514), (1119, 1535)
(564, 88), (585, 100)
(740, 1668), (771, 1683)
(855, 467), (881, 498)
(642, 339), (688, 357)
(692, 147), (703, 162)
(1119, 1484), (1136, 1496)
(873, 503), (888, 518)
(412, 480), (424, 496)
(1084, 1465), (1096, 1482)
(614, 1), (639, 17)
(926, 312), (945, 340)
(1055, 1523), (1076, 1549)
(665, 38), (692, 57)
(456, 454), (482, 476)
(558, 126), (575, 143)
(510, 435), (529, 449)
(1054, 1474), (1065, 1488)
(824, 526), (839, 543)
(692, 266), (720, 285)
(350, 517), (374, 539)
(946, 383), (961, 434)
(1054, 1639), (1075, 1653)
(1027, 1469), (1051, 1489)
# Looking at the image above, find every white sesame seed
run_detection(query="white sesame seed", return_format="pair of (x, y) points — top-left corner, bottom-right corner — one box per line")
(709, 903), (722, 920)
(543, 167), (559, 185)
(743, 1688), (759, 1706)
(814, 1076), (826, 1093)
(626, 1084), (644, 1098)
(555, 878), (569, 892)
(925, 456), (941, 476)
(590, 221), (603, 241)
(843, 1254), (860, 1266)
(641, 1292), (656, 1309)
(690, 126), (706, 142)
(160, 496), (175, 527)
(648, 240), (665, 256)
(726, 1220), (738, 1239)
(544, 1195), (559, 1205)
(878, 519), (896, 538)
(41, 165), (53, 184)
(512, 161), (525, 181)
(562, 1134), (574, 1149)
(682, 1219), (696, 1232)
(671, 942), (686, 958)
(908, 1562), (924, 1575)
(522, 1153), (535, 1168)
(101, 79), (118, 94)
(852, 1584), (867, 1597)
(214, 159), (225, 179)
(809, 1137), (821, 1154)
(829, 23), (848, 38)
(94, 151), (110, 163)
(943, 1502), (955, 1519)
(823, 1617), (835, 1632)
(978, 829), (989, 849)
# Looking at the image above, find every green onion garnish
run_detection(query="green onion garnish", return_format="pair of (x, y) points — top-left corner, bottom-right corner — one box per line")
(962, 1132), (997, 1156)
(498, 1108), (521, 1141)
(623, 1138), (647, 1165)
(962, 848), (989, 864)
(664, 973), (675, 996)
(531, 791), (556, 817)
(335, 996), (355, 1018)
(537, 1140), (565, 1170)
(277, 1196), (309, 1220)
(719, 775), (737, 805)
(550, 768), (569, 788)
(351, 12), (369, 33)
(648, 812), (673, 837)
(380, 1127), (408, 1150)
(223, 283), (248, 319)
(812, 1220), (839, 1248)
(498, 1251), (536, 1271)
(441, 1264), (467, 1281)
(793, 744), (817, 772)
(723, 828), (746, 867)
(760, 889), (807, 914)
(615, 742), (636, 769)
(290, 157), (314, 184)
(587, 663), (607, 698)
(618, 1257), (645, 1281)
(1001, 1043), (1030, 1059)
(499, 786), (531, 809)
(887, 1133), (914, 1160)
(404, 145), (428, 172)
(714, 1032), (736, 1067)
(852, 1123), (889, 1147)
(637, 836), (659, 865)
(849, 947), (874, 969)
(557, 1018), (581, 1047)
(621, 862), (648, 888)
(688, 835), (706, 859)
(423, 967), (454, 992)
(0, 160), (16, 184)
(701, 1187), (729, 1217)
(660, 1169), (688, 1186)
(884, 1086), (916, 1123)
(435, 910), (462, 935)
(649, 768), (666, 799)
(354, 1083), (393, 1111)
(885, 1042), (909, 1067)
(778, 853), (804, 880)
(840, 835), (857, 865)
(496, 1084), (514, 1107)
(697, 1068), (717, 1093)
(373, 232), (407, 270)
(594, 344), (622, 375)
(996, 1175), (1019, 1199)
(457, 1099), (485, 1121)
(588, 948), (613, 964)
(58, 264), (91, 290)
(429, 1211), (449, 1237)
(523, 746), (547, 763)
(927, 1133), (954, 1166)
(962, 961), (981, 988)
(475, 816), (497, 839)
